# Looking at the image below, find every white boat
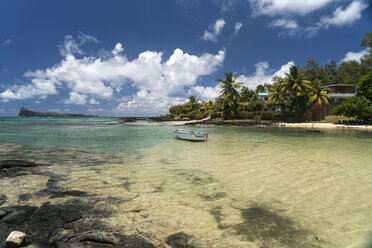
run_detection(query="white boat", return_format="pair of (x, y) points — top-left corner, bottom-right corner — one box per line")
(174, 129), (208, 141)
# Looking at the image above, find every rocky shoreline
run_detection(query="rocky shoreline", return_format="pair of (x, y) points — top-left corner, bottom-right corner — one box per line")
(0, 160), (206, 248)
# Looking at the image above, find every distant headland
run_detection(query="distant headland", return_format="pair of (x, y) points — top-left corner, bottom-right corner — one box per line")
(18, 107), (97, 117)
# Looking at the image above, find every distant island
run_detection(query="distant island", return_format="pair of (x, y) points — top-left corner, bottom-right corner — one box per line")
(18, 107), (97, 117)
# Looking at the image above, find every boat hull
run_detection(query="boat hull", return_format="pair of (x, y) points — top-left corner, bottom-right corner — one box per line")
(174, 129), (208, 141)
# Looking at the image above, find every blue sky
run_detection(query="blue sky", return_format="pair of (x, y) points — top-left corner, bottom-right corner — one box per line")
(0, 0), (371, 116)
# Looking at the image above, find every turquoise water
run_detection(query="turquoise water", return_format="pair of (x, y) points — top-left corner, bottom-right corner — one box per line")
(1, 117), (372, 247)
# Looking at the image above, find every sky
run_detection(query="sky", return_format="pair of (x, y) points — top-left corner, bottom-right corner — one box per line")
(0, 0), (371, 117)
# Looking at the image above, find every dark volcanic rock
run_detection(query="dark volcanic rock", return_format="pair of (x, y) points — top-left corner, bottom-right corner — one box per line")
(234, 206), (315, 248)
(53, 231), (121, 247)
(118, 234), (157, 248)
(0, 194), (7, 206)
(0, 206), (37, 225)
(0, 160), (36, 170)
(18, 173), (89, 201)
(166, 232), (206, 248)
(28, 200), (87, 243)
(53, 231), (157, 248)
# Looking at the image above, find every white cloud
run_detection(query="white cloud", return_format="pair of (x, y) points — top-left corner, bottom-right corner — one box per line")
(250, 0), (370, 38)
(89, 98), (100, 105)
(320, 0), (369, 28)
(341, 49), (368, 62)
(234, 22), (243, 36)
(0, 78), (59, 102)
(303, 0), (370, 38)
(58, 32), (99, 56)
(1, 35), (225, 116)
(202, 19), (226, 42)
(59, 35), (84, 57)
(112, 43), (124, 55)
(187, 61), (295, 101)
(77, 31), (99, 44)
(64, 92), (88, 105)
(88, 108), (104, 112)
(238, 61), (294, 90)
(188, 85), (221, 101)
(248, 0), (334, 17)
(270, 18), (299, 29)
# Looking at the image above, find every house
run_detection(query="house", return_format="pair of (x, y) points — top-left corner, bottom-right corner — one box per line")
(258, 92), (281, 112)
(256, 84), (356, 114)
(323, 84), (356, 103)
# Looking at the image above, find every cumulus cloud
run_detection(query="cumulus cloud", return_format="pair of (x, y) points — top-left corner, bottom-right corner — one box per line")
(188, 85), (221, 101)
(112, 43), (124, 55)
(248, 0), (334, 17)
(202, 18), (226, 42)
(64, 92), (88, 105)
(0, 78), (59, 102)
(320, 0), (369, 28)
(238, 61), (294, 90)
(249, 0), (370, 38)
(303, 0), (370, 37)
(0, 35), (225, 116)
(234, 22), (243, 36)
(341, 49), (368, 62)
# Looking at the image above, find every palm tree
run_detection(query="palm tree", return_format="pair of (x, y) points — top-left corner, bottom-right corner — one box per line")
(308, 80), (331, 105)
(217, 72), (243, 118)
(268, 82), (288, 111)
(281, 65), (312, 112)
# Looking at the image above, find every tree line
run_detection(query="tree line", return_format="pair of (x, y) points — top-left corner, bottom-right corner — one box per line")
(163, 32), (372, 122)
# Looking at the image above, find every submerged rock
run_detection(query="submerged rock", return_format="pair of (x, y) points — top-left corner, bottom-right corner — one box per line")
(0, 194), (7, 206)
(234, 206), (315, 248)
(0, 160), (36, 170)
(53, 231), (157, 248)
(166, 232), (206, 248)
(0, 206), (37, 225)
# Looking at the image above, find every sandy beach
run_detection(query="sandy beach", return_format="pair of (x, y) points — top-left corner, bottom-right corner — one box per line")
(161, 120), (372, 131)
(279, 122), (372, 131)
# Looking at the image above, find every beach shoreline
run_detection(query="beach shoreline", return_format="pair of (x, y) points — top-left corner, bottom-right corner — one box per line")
(160, 120), (372, 131)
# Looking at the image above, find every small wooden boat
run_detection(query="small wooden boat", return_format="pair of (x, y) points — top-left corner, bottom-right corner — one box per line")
(174, 129), (208, 141)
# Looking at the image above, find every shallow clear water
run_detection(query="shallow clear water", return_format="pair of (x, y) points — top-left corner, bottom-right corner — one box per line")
(1, 117), (372, 247)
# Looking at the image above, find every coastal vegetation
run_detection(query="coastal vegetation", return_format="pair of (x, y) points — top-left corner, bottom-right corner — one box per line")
(161, 32), (372, 123)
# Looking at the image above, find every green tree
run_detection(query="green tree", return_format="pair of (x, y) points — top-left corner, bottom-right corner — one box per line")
(302, 59), (329, 84)
(248, 93), (267, 111)
(255, 83), (271, 93)
(335, 60), (368, 85)
(169, 104), (186, 115)
(332, 96), (372, 121)
(268, 82), (288, 111)
(308, 80), (331, 105)
(217, 72), (243, 118)
(360, 31), (372, 68)
(325, 59), (338, 83)
(281, 65), (312, 112)
(332, 71), (372, 121)
(356, 70), (372, 101)
(240, 87), (255, 103)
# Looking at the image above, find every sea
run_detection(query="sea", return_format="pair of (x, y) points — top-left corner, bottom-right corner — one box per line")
(0, 117), (371, 247)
